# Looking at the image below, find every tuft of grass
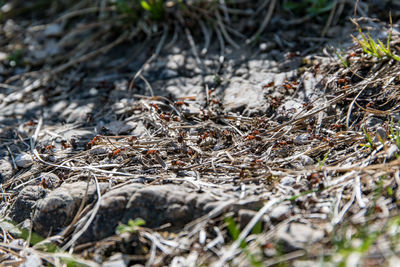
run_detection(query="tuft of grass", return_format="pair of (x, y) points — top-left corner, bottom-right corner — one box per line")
(361, 127), (375, 150)
(336, 50), (350, 68)
(351, 18), (400, 62)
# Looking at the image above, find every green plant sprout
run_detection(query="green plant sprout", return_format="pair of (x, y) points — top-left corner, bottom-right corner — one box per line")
(335, 50), (350, 68)
(318, 150), (330, 167)
(351, 18), (400, 62)
(140, 0), (165, 20)
(361, 127), (375, 149)
(116, 218), (146, 234)
(224, 216), (262, 267)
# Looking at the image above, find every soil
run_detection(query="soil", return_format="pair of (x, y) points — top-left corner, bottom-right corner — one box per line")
(1, 1), (400, 266)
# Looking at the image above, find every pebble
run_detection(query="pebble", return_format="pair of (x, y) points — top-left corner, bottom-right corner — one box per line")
(15, 153), (33, 168)
(299, 155), (314, 166)
(387, 144), (399, 159)
(0, 159), (13, 183)
(365, 116), (383, 128)
(269, 204), (291, 221)
(280, 176), (296, 186)
(276, 223), (324, 252)
(373, 127), (388, 142)
(294, 134), (311, 145)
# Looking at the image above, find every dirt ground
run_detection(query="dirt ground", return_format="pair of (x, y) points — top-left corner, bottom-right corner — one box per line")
(1, 1), (400, 266)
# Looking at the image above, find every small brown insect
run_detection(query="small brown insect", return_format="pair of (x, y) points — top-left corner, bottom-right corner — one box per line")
(348, 51), (357, 58)
(160, 114), (170, 122)
(45, 145), (55, 151)
(253, 159), (263, 164)
(61, 140), (70, 149)
(174, 101), (188, 106)
(111, 148), (121, 157)
(246, 135), (261, 141)
(25, 121), (37, 126)
(263, 82), (274, 88)
(177, 132), (185, 143)
(330, 124), (343, 130)
(211, 99), (220, 104)
(149, 103), (159, 110)
(40, 177), (49, 189)
(127, 136), (137, 142)
(91, 135), (101, 146)
(284, 83), (293, 90)
(247, 135), (256, 140)
(172, 160), (186, 166)
(146, 149), (160, 155)
(308, 172), (322, 184)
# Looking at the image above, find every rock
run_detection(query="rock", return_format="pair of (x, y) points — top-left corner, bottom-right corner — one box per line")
(15, 153), (33, 168)
(32, 181), (108, 236)
(0, 159), (13, 183)
(63, 102), (95, 123)
(21, 252), (42, 267)
(365, 116), (383, 128)
(103, 253), (128, 267)
(299, 155), (314, 166)
(222, 78), (265, 112)
(276, 223), (324, 252)
(89, 146), (110, 155)
(387, 144), (399, 159)
(103, 121), (134, 135)
(44, 23), (62, 36)
(78, 184), (219, 243)
(294, 134), (311, 145)
(269, 204), (291, 221)
(373, 127), (387, 142)
(280, 176), (296, 186)
(78, 183), (144, 243)
(9, 186), (49, 223)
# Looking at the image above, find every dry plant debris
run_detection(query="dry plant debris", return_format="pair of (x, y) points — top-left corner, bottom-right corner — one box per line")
(1, 1), (400, 267)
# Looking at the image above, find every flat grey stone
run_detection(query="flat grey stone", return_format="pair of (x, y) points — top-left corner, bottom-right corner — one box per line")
(9, 186), (49, 223)
(0, 159), (13, 183)
(78, 184), (219, 243)
(276, 223), (324, 252)
(32, 181), (108, 236)
(294, 134), (311, 145)
(15, 153), (33, 168)
(223, 78), (265, 112)
(387, 144), (399, 159)
(269, 204), (291, 221)
(280, 176), (296, 186)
